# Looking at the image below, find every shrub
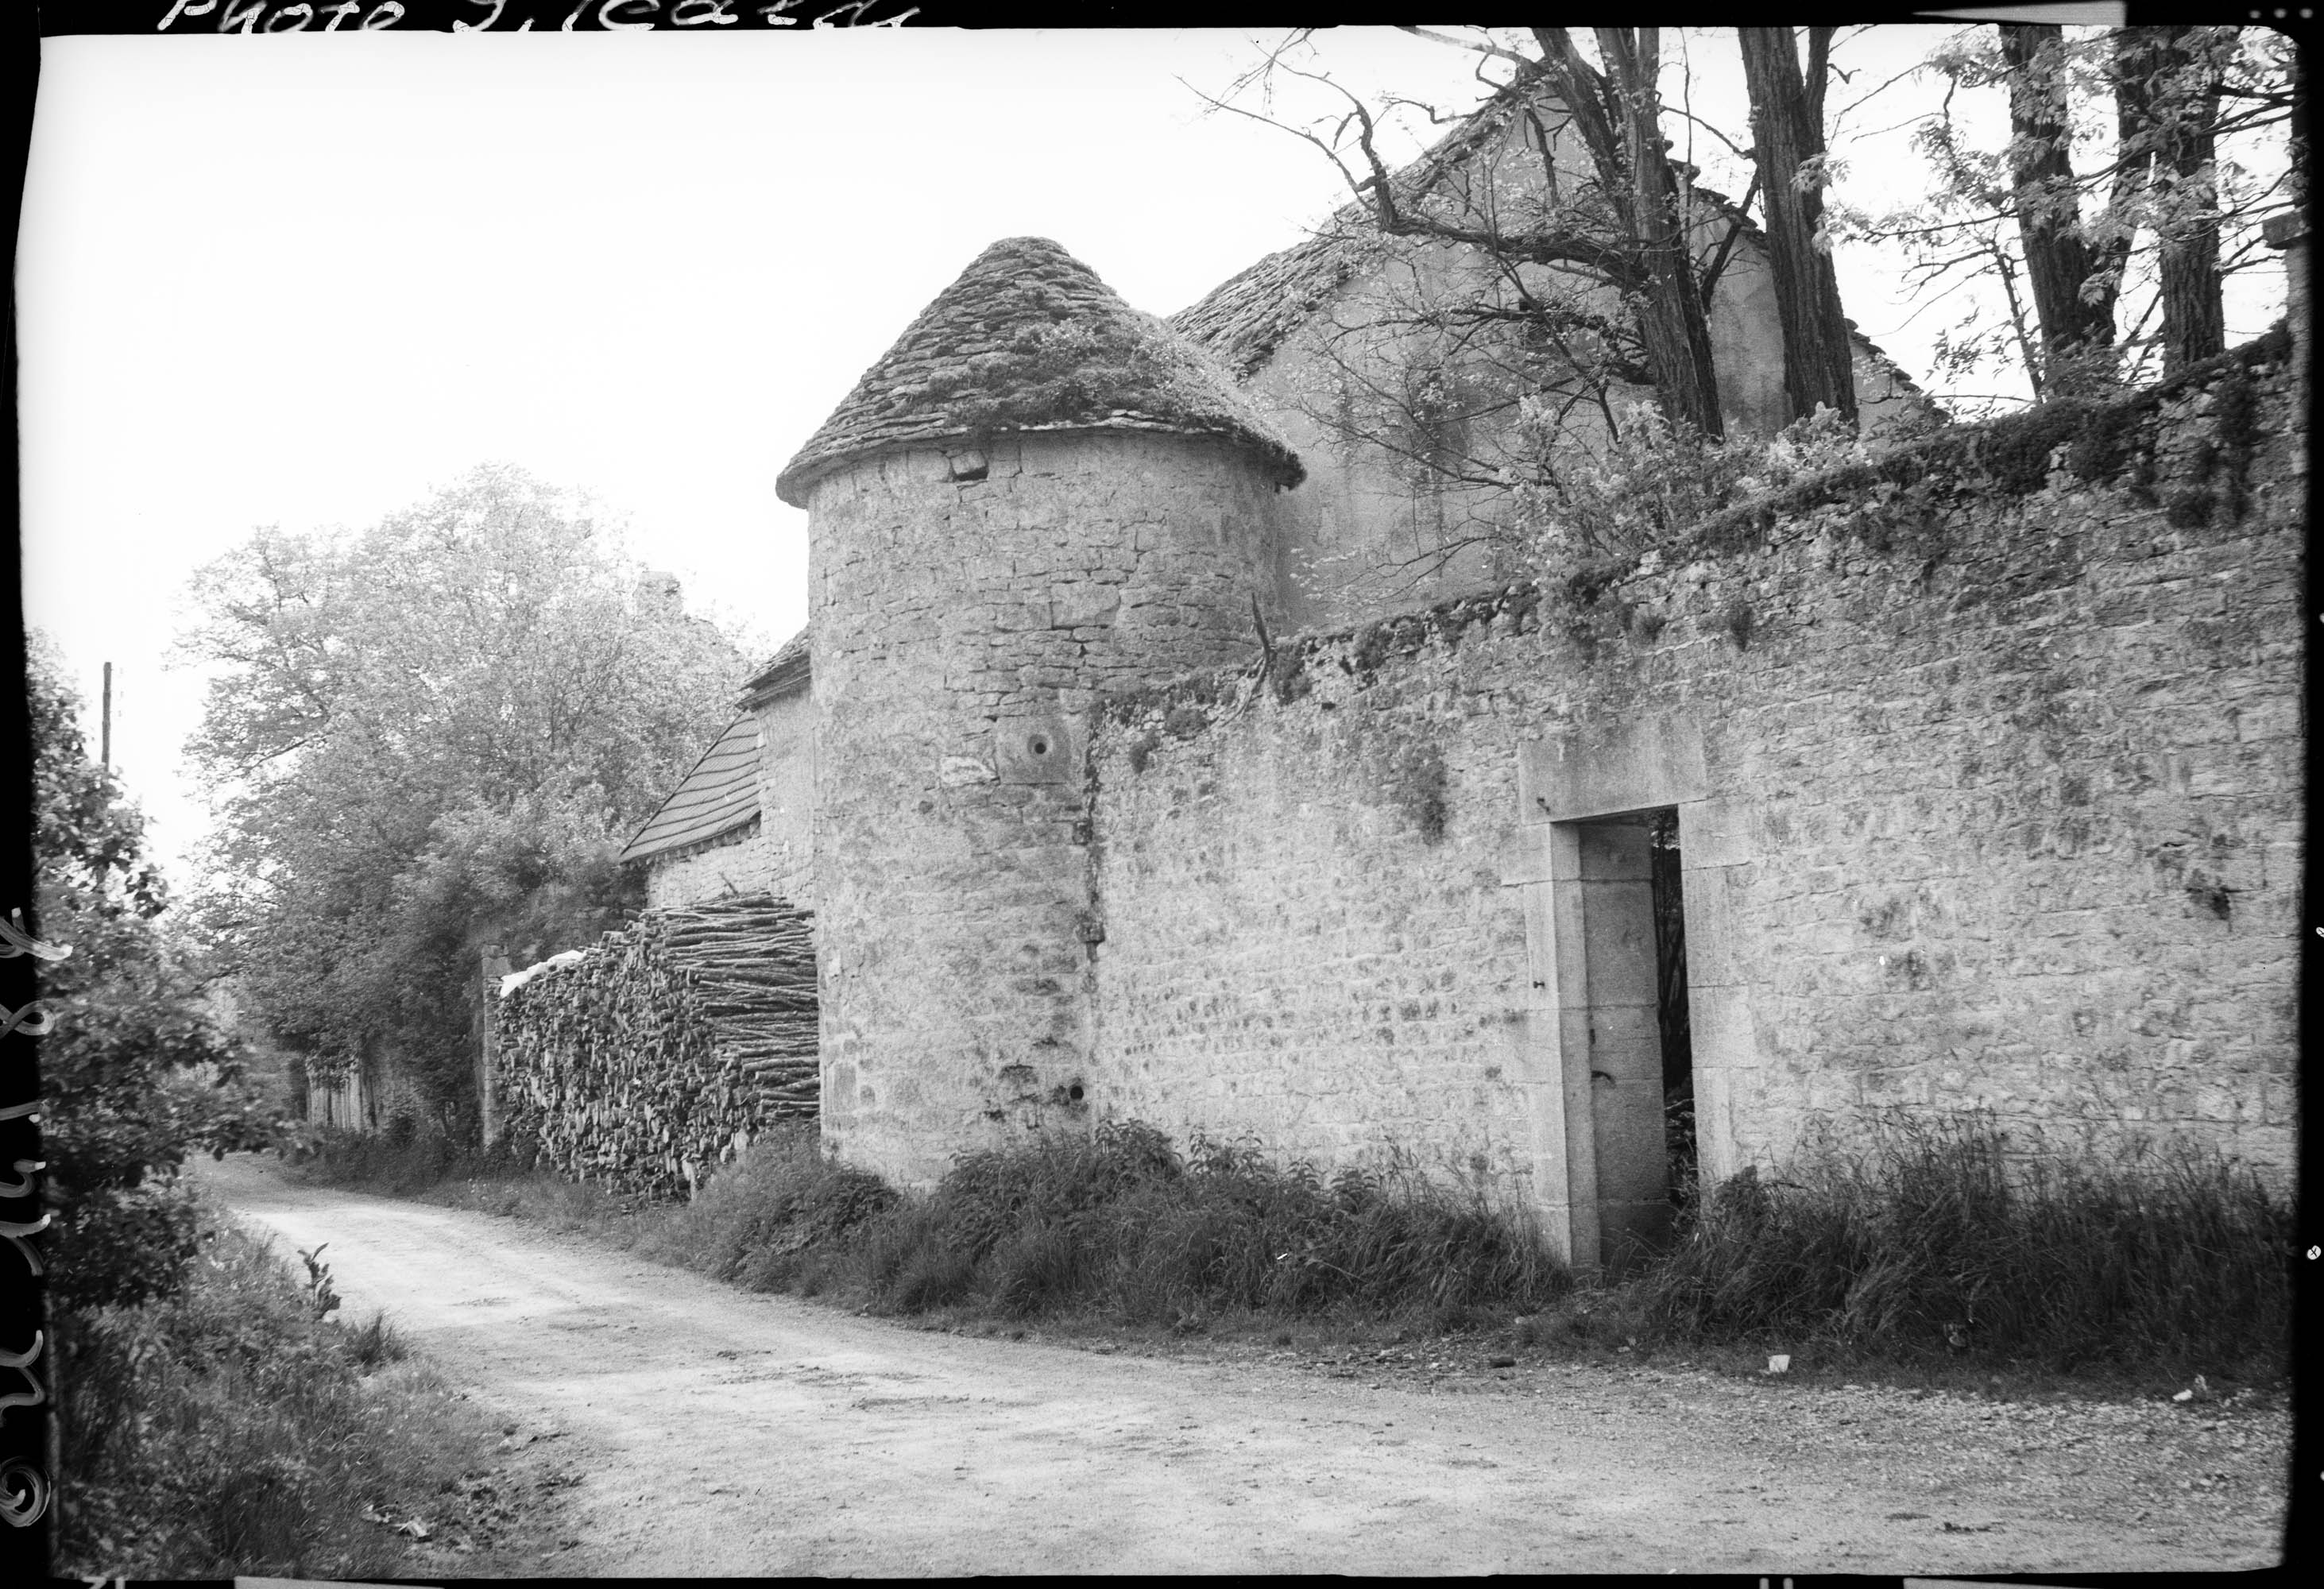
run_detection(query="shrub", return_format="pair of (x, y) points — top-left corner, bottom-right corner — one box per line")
(300, 1123), (493, 1196)
(56, 1208), (498, 1579)
(841, 1123), (1561, 1325)
(627, 1118), (1562, 1331)
(643, 1123), (899, 1291)
(1514, 400), (1874, 570)
(1635, 1111), (2291, 1374)
(29, 640), (288, 1315)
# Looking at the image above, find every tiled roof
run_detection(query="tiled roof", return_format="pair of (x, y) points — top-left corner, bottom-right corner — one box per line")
(618, 712), (761, 865)
(1843, 319), (1929, 398)
(1171, 87), (1529, 377)
(775, 237), (1305, 507)
(1170, 221), (1378, 382)
(740, 623), (811, 707)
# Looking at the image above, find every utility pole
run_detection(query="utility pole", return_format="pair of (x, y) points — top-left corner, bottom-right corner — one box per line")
(100, 661), (112, 772)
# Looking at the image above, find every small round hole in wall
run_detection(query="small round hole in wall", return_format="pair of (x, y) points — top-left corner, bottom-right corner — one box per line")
(1030, 735), (1050, 756)
(1068, 1083), (1085, 1102)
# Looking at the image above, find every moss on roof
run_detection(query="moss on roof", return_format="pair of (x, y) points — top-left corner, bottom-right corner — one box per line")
(775, 237), (1305, 506)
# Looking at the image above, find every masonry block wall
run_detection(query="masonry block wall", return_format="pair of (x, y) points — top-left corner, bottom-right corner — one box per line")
(808, 430), (1286, 1187)
(1087, 637), (1540, 1200)
(645, 827), (773, 911)
(753, 686), (817, 911)
(1085, 344), (2301, 1228)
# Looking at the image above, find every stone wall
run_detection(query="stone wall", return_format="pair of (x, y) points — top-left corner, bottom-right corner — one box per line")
(642, 688), (817, 916)
(1088, 648), (1540, 1200)
(1081, 339), (2301, 1245)
(645, 822), (773, 912)
(809, 428), (1288, 1187)
(752, 683), (817, 912)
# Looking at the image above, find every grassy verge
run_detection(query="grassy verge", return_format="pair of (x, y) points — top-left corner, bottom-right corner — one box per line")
(300, 1119), (1567, 1332)
(55, 1192), (551, 1579)
(642, 1119), (1564, 1328)
(293, 1110), (2291, 1393)
(1631, 1112), (2293, 1385)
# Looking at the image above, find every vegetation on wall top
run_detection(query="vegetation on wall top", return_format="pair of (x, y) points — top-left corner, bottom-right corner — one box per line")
(1100, 326), (2293, 754)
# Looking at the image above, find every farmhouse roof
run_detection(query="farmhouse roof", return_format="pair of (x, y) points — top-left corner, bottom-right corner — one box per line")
(617, 712), (761, 866)
(775, 236), (1305, 507)
(740, 624), (811, 707)
(1171, 80), (1926, 399)
(1171, 83), (1553, 377)
(1171, 87), (1532, 379)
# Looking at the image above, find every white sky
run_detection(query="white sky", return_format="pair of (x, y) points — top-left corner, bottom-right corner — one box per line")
(17, 25), (2289, 885)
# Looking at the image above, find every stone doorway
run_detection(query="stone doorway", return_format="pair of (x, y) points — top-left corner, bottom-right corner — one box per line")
(1502, 715), (1749, 1275)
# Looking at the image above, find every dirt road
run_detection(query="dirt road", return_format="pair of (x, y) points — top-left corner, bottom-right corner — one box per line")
(195, 1154), (2285, 1576)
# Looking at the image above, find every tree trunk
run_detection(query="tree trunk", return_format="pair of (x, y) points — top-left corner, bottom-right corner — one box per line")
(1533, 26), (1724, 439)
(2151, 27), (2227, 371)
(1738, 25), (1858, 427)
(2293, 37), (2309, 218)
(2000, 22), (2116, 397)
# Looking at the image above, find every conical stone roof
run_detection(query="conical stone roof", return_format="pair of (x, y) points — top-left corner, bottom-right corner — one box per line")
(775, 237), (1305, 507)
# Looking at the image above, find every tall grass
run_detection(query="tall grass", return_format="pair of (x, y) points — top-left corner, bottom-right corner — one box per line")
(1637, 1112), (2292, 1374)
(55, 1207), (508, 1579)
(642, 1123), (899, 1293)
(644, 1119), (1568, 1328)
(290, 1108), (2290, 1379)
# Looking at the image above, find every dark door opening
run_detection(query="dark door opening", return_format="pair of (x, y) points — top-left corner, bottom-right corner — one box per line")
(1648, 807), (1697, 1222)
(1568, 810), (1694, 1272)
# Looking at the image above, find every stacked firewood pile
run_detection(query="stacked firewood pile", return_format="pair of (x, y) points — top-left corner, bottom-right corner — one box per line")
(493, 893), (818, 1197)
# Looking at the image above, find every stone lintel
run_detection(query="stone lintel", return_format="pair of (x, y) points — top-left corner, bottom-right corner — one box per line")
(1518, 716), (1707, 823)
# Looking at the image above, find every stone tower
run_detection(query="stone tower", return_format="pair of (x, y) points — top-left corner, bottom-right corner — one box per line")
(776, 237), (1305, 1188)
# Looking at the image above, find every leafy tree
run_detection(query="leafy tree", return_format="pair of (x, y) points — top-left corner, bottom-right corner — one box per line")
(29, 640), (276, 1313)
(180, 464), (750, 1131)
(1874, 24), (2291, 404)
(2125, 27), (2231, 373)
(1997, 21), (2121, 394)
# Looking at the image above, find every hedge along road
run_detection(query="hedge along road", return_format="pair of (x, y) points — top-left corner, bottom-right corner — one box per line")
(196, 1155), (2286, 1577)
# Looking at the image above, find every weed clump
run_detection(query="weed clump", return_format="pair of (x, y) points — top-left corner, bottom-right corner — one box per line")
(640, 1122), (897, 1293)
(641, 1115), (1561, 1328)
(56, 1211), (490, 1579)
(298, 1123), (487, 1196)
(665, 1119), (1564, 1328)
(1636, 1112), (2290, 1377)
